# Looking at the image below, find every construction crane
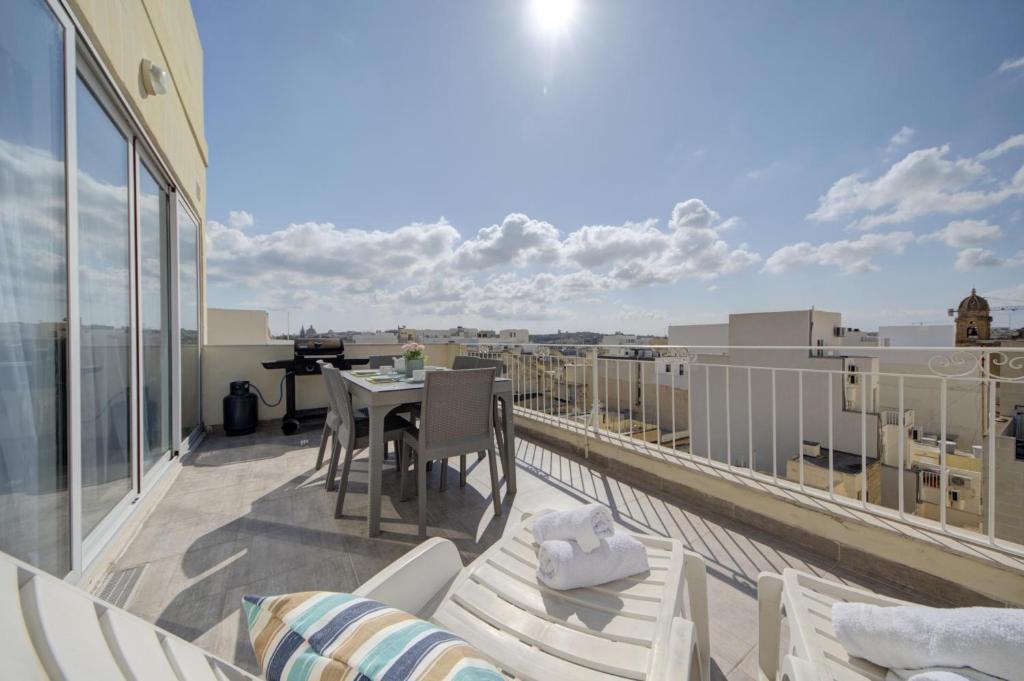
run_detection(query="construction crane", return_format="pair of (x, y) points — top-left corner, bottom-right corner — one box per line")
(949, 304), (1024, 328)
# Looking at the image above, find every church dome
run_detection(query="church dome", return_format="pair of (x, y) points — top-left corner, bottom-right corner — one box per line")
(957, 288), (989, 314)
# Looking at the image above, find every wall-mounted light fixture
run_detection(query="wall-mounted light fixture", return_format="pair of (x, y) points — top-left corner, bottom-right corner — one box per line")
(141, 58), (170, 96)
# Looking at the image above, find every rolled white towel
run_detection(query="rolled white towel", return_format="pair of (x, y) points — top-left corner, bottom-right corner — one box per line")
(887, 669), (1003, 681)
(832, 602), (1024, 681)
(531, 504), (614, 553)
(536, 533), (649, 591)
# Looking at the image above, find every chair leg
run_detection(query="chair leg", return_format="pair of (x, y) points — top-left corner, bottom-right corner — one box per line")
(418, 455), (428, 538)
(487, 447), (502, 517)
(334, 444), (355, 518)
(315, 424), (331, 470)
(400, 446), (411, 501)
(459, 455), (466, 487)
(325, 439), (342, 491)
(439, 459), (448, 492)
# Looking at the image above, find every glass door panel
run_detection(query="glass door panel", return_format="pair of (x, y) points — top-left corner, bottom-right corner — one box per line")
(178, 204), (200, 441)
(0, 0), (70, 575)
(138, 163), (171, 474)
(76, 75), (132, 537)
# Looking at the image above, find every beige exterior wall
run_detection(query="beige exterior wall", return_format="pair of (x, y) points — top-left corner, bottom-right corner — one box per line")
(207, 308), (280, 346)
(67, 0), (207, 215)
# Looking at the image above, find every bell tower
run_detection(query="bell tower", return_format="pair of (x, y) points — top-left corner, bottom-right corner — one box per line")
(954, 288), (992, 346)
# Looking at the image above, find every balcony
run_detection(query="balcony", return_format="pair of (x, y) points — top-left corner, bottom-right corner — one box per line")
(92, 343), (1024, 680)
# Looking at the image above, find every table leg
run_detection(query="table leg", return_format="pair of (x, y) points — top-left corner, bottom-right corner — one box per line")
(367, 404), (388, 536)
(499, 395), (516, 495)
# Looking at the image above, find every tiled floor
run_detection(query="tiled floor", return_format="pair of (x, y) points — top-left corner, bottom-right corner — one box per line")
(99, 426), (945, 680)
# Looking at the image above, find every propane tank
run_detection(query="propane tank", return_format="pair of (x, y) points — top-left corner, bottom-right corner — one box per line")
(223, 380), (258, 436)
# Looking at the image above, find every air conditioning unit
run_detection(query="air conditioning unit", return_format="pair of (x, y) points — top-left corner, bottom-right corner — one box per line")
(802, 441), (822, 458)
(949, 473), (971, 489)
(971, 445), (983, 457)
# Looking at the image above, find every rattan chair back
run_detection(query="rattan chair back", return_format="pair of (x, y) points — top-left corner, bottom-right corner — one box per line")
(420, 368), (495, 454)
(320, 362), (355, 439)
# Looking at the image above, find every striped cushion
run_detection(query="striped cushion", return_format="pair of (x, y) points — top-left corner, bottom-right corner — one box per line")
(242, 592), (503, 681)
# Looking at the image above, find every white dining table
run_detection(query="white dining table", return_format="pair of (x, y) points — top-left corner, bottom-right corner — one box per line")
(340, 370), (516, 536)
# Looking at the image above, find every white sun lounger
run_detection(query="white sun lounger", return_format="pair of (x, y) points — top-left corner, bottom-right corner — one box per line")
(354, 515), (711, 681)
(757, 568), (909, 681)
(1, 550), (257, 681)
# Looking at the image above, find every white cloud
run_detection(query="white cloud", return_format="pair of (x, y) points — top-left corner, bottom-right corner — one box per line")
(976, 133), (1024, 161)
(206, 199), (760, 324)
(997, 55), (1024, 74)
(953, 248), (1024, 271)
(921, 219), (1002, 248)
(809, 142), (1024, 230)
(886, 126), (916, 152)
(451, 213), (560, 269)
(561, 220), (664, 269)
(227, 210), (254, 229)
(762, 231), (915, 275)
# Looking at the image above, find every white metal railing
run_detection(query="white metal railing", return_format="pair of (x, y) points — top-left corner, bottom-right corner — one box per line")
(466, 343), (1024, 557)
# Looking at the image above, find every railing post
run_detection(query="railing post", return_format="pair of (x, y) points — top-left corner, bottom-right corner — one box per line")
(590, 346), (600, 432)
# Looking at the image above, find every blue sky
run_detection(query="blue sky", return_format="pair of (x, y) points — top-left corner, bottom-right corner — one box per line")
(194, 1), (1024, 335)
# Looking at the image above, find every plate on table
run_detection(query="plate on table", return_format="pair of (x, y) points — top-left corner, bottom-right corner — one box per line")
(365, 376), (400, 384)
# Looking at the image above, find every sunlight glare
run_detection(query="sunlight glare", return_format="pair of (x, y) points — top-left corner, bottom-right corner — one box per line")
(530, 0), (580, 37)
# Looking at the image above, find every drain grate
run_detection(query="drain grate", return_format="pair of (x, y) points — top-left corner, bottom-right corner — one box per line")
(96, 565), (146, 608)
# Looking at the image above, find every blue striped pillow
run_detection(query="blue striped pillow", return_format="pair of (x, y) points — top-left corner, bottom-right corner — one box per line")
(242, 592), (504, 681)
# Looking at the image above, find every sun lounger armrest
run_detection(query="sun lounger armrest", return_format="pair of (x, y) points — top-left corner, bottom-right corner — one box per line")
(683, 552), (710, 681)
(352, 538), (464, 616)
(757, 571), (784, 681)
(779, 654), (817, 681)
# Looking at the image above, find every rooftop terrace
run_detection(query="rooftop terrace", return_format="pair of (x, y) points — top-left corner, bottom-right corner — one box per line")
(93, 426), (962, 681)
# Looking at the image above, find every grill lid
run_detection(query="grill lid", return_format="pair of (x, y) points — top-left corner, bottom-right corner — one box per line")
(294, 338), (344, 356)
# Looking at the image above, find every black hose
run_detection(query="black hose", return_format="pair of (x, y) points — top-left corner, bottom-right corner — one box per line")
(250, 372), (290, 408)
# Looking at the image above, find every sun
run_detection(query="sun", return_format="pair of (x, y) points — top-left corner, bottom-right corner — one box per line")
(529, 0), (580, 37)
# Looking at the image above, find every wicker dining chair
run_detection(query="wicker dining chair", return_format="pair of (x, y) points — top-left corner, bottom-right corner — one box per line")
(367, 355), (396, 369)
(400, 368), (502, 537)
(449, 356), (509, 481)
(319, 363), (409, 518)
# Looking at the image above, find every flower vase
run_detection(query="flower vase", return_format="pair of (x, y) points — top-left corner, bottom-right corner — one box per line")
(405, 358), (424, 377)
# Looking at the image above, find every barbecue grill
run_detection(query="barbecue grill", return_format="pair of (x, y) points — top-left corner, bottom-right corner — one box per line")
(261, 338), (367, 434)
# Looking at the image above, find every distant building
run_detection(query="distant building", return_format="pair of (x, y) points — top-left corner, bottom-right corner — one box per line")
(350, 332), (399, 344)
(955, 288), (992, 346)
(878, 323), (954, 349)
(499, 329), (530, 344)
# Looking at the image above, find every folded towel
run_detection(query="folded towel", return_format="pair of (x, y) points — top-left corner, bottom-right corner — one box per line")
(536, 533), (649, 590)
(832, 603), (1024, 681)
(531, 504), (614, 553)
(887, 668), (1004, 681)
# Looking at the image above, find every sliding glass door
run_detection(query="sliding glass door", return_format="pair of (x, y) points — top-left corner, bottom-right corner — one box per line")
(0, 0), (71, 576)
(138, 162), (173, 475)
(76, 74), (133, 537)
(178, 204), (201, 442)
(1, 0), (200, 576)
